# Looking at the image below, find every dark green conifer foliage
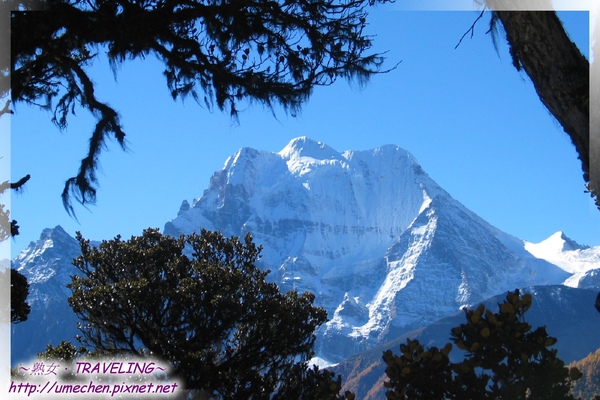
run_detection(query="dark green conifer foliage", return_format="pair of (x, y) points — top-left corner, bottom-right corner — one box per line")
(68, 228), (349, 398)
(7, 0), (390, 214)
(383, 290), (582, 400)
(9, 268), (30, 324)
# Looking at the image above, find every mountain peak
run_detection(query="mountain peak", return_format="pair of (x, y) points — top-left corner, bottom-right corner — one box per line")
(278, 137), (342, 161)
(27, 225), (75, 252)
(16, 225), (79, 267)
(556, 231), (589, 251)
(39, 225), (69, 240)
(536, 231), (589, 253)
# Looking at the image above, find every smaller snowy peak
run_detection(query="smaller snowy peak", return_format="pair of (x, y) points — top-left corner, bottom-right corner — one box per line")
(11, 227), (84, 366)
(524, 232), (600, 285)
(546, 231), (589, 251)
(278, 137), (343, 162)
(12, 225), (82, 306)
(15, 225), (77, 261)
(16, 225), (77, 264)
(525, 231), (590, 257)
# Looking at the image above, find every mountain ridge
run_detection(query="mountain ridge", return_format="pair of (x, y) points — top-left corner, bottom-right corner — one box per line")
(333, 285), (600, 400)
(161, 137), (590, 363)
(10, 137), (600, 367)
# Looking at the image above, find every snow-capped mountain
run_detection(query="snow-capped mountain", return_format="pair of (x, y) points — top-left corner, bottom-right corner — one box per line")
(10, 137), (600, 366)
(525, 232), (600, 288)
(162, 137), (580, 363)
(11, 226), (82, 365)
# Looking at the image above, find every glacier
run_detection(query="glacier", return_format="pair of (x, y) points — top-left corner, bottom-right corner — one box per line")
(11, 137), (600, 366)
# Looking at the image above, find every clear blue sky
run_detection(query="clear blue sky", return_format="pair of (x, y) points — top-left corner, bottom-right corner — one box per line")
(6, 5), (599, 258)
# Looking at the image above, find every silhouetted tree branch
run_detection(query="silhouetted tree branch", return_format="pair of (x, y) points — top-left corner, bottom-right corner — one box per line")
(7, 0), (392, 215)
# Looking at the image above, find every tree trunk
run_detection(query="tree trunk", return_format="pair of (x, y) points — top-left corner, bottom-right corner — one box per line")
(592, 6), (600, 207)
(490, 9), (593, 202)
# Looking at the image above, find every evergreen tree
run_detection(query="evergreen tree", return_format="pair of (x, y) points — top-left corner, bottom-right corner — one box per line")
(67, 228), (352, 398)
(383, 290), (582, 400)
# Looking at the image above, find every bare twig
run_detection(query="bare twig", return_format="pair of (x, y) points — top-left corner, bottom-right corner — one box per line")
(455, 8), (487, 50)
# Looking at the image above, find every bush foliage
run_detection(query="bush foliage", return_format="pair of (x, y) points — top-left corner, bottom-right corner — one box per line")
(65, 228), (353, 399)
(383, 290), (582, 400)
